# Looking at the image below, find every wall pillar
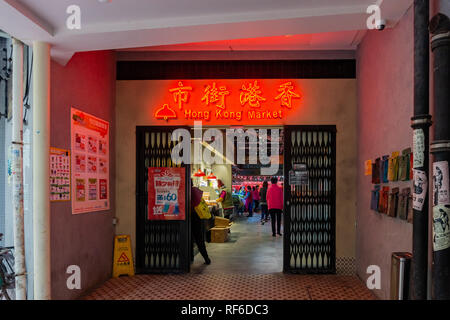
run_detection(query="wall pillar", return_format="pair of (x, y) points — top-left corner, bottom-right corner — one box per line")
(430, 12), (450, 300)
(32, 41), (51, 300)
(410, 0), (431, 300)
(11, 37), (27, 300)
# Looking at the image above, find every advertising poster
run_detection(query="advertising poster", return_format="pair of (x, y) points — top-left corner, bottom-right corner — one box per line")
(433, 161), (450, 206)
(71, 108), (110, 214)
(50, 147), (71, 202)
(433, 205), (450, 252)
(413, 129), (425, 168)
(289, 163), (308, 186)
(148, 167), (186, 220)
(413, 169), (427, 211)
(364, 160), (372, 176)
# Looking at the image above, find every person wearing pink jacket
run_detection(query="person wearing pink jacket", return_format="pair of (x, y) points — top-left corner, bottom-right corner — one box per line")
(266, 177), (283, 237)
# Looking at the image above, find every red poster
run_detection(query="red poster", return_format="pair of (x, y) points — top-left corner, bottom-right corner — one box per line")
(148, 167), (185, 220)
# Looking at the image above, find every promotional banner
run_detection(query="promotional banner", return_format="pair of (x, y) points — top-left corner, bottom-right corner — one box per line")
(71, 108), (110, 214)
(148, 167), (186, 220)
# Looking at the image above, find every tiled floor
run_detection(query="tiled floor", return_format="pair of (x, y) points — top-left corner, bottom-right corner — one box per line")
(82, 213), (376, 300)
(191, 213), (284, 275)
(83, 273), (376, 300)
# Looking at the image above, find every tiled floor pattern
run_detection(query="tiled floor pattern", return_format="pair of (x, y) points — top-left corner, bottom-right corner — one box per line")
(83, 213), (375, 300)
(191, 213), (284, 275)
(82, 273), (377, 300)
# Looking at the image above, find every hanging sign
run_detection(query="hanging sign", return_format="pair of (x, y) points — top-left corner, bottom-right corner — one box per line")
(413, 169), (427, 211)
(433, 161), (450, 206)
(50, 147), (71, 202)
(71, 108), (110, 214)
(433, 205), (450, 252)
(148, 167), (186, 220)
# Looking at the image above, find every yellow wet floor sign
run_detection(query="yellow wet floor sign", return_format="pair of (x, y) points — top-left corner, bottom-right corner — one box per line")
(113, 235), (135, 277)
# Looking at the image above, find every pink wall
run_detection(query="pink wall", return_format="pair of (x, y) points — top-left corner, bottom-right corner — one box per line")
(50, 51), (116, 299)
(356, 6), (414, 299)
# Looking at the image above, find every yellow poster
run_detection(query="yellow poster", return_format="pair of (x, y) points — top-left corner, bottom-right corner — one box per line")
(113, 235), (135, 278)
(364, 160), (372, 176)
(388, 151), (400, 181)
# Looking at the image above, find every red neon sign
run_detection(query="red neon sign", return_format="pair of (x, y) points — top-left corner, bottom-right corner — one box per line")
(155, 104), (177, 121)
(153, 79), (303, 124)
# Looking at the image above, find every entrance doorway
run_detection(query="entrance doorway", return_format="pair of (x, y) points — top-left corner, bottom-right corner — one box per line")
(135, 125), (336, 274)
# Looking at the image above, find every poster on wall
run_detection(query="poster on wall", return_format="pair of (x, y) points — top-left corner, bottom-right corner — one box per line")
(413, 169), (427, 211)
(433, 161), (450, 206)
(413, 129), (425, 169)
(148, 167), (186, 220)
(364, 160), (372, 176)
(433, 205), (450, 252)
(71, 107), (110, 214)
(50, 147), (71, 202)
(289, 163), (308, 186)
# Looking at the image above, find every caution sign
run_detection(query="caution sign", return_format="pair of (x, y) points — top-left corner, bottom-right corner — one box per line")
(113, 235), (135, 278)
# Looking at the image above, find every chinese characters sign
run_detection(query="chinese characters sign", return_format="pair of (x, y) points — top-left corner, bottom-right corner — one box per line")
(148, 167), (186, 220)
(154, 79), (302, 123)
(71, 108), (110, 214)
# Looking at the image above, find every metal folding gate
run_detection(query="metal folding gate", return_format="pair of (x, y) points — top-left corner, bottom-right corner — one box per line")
(283, 126), (336, 274)
(136, 126), (191, 273)
(136, 125), (336, 274)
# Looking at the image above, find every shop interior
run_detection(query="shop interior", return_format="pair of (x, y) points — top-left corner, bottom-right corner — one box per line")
(190, 127), (285, 274)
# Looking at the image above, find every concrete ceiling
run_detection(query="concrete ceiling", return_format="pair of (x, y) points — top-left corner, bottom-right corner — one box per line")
(0, 0), (413, 65)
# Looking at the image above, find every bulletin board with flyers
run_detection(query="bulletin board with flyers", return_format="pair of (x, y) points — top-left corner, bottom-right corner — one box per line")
(71, 108), (110, 214)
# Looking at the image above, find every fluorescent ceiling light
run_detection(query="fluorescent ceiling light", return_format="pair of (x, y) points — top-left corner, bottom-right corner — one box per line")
(201, 141), (234, 165)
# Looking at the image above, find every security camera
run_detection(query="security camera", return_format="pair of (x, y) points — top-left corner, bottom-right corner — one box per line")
(375, 19), (387, 31)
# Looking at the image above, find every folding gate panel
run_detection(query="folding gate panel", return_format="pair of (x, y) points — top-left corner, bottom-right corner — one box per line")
(283, 126), (336, 274)
(136, 127), (191, 273)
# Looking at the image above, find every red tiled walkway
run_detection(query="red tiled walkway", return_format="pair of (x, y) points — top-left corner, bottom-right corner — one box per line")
(82, 273), (377, 300)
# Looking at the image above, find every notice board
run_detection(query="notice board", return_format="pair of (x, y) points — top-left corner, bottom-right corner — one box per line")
(71, 107), (110, 214)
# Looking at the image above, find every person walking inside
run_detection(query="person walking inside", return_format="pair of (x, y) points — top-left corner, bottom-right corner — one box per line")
(191, 185), (211, 265)
(267, 177), (283, 237)
(244, 185), (253, 217)
(259, 181), (269, 225)
(252, 185), (260, 213)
